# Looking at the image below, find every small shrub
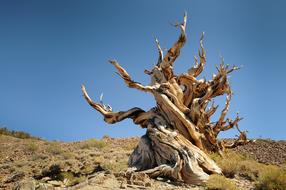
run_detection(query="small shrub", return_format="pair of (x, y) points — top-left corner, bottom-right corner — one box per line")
(211, 150), (266, 180)
(102, 159), (128, 172)
(46, 142), (64, 155)
(14, 161), (26, 168)
(238, 160), (263, 181)
(61, 151), (75, 159)
(206, 174), (238, 190)
(209, 152), (221, 161)
(122, 142), (137, 151)
(94, 155), (105, 163)
(80, 139), (107, 149)
(81, 165), (96, 174)
(14, 131), (31, 139)
(211, 151), (244, 177)
(60, 172), (85, 186)
(26, 142), (39, 152)
(255, 165), (286, 190)
(102, 135), (110, 139)
(31, 154), (45, 161)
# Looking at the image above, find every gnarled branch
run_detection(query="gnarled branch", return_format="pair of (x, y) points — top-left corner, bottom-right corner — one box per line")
(82, 85), (146, 125)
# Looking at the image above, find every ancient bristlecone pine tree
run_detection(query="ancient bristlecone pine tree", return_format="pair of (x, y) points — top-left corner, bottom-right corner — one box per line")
(82, 14), (249, 184)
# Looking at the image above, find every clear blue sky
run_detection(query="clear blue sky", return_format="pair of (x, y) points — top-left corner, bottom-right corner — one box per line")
(0, 0), (285, 141)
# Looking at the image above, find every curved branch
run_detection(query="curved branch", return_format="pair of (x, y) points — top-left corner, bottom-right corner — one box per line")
(155, 38), (164, 66)
(206, 100), (218, 118)
(213, 94), (231, 134)
(109, 60), (155, 93)
(82, 85), (146, 124)
(223, 124), (250, 149)
(220, 114), (243, 132)
(160, 13), (187, 80)
(164, 12), (187, 66)
(188, 32), (206, 78)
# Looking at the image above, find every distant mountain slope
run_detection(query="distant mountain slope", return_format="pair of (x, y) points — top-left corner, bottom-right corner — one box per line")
(0, 127), (40, 140)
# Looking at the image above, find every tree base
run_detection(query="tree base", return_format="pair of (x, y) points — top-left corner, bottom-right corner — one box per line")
(128, 126), (222, 185)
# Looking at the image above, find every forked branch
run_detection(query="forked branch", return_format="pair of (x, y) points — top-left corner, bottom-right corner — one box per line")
(159, 12), (187, 80)
(81, 85), (146, 124)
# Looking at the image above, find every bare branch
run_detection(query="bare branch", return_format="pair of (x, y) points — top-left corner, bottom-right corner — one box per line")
(198, 32), (206, 68)
(206, 101), (218, 118)
(227, 65), (241, 74)
(160, 13), (187, 79)
(82, 85), (108, 115)
(82, 84), (146, 124)
(155, 38), (164, 66)
(213, 94), (231, 134)
(187, 32), (207, 78)
(109, 60), (155, 93)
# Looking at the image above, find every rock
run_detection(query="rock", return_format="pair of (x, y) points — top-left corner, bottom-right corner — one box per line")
(233, 139), (286, 165)
(0, 163), (11, 169)
(145, 181), (151, 187)
(133, 180), (145, 186)
(40, 177), (51, 182)
(13, 180), (35, 190)
(126, 172), (152, 187)
(47, 180), (63, 187)
(36, 183), (55, 190)
(119, 181), (126, 189)
(4, 171), (25, 183)
(63, 178), (69, 186)
(232, 176), (255, 190)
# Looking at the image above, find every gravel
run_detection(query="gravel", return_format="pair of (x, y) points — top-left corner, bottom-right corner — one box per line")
(233, 139), (286, 165)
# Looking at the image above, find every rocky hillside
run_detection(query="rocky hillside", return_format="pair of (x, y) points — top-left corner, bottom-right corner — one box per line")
(0, 133), (286, 190)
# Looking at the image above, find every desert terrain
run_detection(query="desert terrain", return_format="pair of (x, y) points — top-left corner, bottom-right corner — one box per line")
(0, 129), (286, 190)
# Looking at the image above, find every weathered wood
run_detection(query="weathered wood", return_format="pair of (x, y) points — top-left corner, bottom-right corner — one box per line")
(82, 13), (249, 185)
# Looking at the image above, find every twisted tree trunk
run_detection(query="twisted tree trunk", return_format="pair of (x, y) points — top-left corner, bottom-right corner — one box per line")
(82, 13), (249, 185)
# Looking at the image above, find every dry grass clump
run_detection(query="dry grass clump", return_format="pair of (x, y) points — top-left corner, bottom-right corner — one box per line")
(210, 150), (286, 190)
(59, 171), (85, 186)
(61, 151), (75, 160)
(79, 138), (107, 149)
(255, 165), (286, 190)
(122, 142), (137, 151)
(102, 159), (128, 172)
(210, 151), (242, 177)
(206, 174), (238, 190)
(26, 141), (39, 152)
(210, 150), (265, 180)
(46, 142), (64, 155)
(94, 155), (128, 173)
(238, 159), (263, 181)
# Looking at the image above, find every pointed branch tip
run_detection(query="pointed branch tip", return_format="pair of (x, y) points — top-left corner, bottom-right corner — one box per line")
(200, 32), (205, 42)
(108, 60), (118, 66)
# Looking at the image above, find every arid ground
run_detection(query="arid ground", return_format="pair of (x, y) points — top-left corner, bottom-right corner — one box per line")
(0, 132), (286, 190)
